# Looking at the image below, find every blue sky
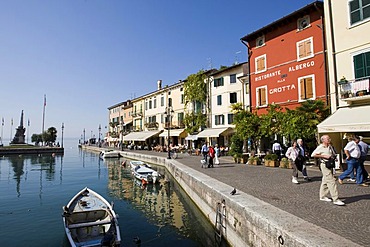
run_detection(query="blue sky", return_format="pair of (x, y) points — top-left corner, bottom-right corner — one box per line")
(0, 0), (314, 141)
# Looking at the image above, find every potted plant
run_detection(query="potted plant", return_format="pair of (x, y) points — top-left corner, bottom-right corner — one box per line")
(279, 157), (292, 169)
(264, 153), (279, 167)
(233, 153), (242, 163)
(229, 134), (243, 163)
(247, 156), (260, 165)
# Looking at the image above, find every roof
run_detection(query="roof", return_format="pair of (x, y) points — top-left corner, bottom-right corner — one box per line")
(210, 62), (248, 77)
(240, 1), (323, 42)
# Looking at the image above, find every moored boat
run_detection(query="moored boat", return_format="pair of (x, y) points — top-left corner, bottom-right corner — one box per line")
(100, 150), (121, 159)
(62, 187), (121, 247)
(130, 160), (160, 184)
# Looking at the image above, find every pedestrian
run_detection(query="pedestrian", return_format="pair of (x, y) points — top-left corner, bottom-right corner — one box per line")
(311, 135), (345, 206)
(201, 142), (209, 164)
(338, 135), (368, 187)
(358, 136), (369, 181)
(214, 144), (220, 165)
(297, 139), (311, 181)
(272, 140), (282, 161)
(208, 145), (215, 168)
(285, 140), (301, 184)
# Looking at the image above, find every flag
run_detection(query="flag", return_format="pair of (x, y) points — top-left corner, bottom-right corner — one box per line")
(11, 118), (13, 126)
(28, 119), (30, 126)
(44, 94), (46, 106)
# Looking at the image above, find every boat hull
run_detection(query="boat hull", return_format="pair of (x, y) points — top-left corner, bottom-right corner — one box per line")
(62, 187), (121, 247)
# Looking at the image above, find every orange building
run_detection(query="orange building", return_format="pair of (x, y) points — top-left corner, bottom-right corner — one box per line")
(241, 1), (326, 114)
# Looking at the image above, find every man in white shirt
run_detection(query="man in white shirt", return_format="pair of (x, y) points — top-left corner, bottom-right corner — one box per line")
(272, 140), (282, 161)
(338, 135), (368, 187)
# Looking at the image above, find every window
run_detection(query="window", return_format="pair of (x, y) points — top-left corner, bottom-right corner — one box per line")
(298, 75), (315, 101)
(353, 51), (370, 79)
(230, 74), (236, 83)
(297, 15), (310, 30)
(227, 114), (234, 124)
(255, 54), (266, 74)
(297, 37), (313, 61)
(215, 115), (225, 125)
(161, 95), (164, 106)
(229, 92), (237, 103)
(149, 99), (152, 109)
(168, 98), (172, 107)
(256, 86), (267, 107)
(350, 0), (370, 25)
(217, 95), (222, 105)
(256, 35), (265, 47)
(154, 98), (157, 108)
(180, 94), (184, 104)
(145, 101), (148, 110)
(214, 77), (224, 87)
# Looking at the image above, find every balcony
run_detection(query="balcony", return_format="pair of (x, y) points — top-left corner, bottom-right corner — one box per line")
(145, 122), (159, 130)
(339, 77), (370, 103)
(132, 111), (143, 118)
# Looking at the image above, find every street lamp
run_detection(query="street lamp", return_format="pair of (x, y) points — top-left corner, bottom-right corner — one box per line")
(164, 104), (174, 159)
(98, 124), (101, 147)
(83, 128), (86, 144)
(121, 121), (124, 151)
(61, 123), (64, 148)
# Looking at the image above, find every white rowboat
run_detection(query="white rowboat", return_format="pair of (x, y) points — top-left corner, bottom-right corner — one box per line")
(62, 187), (121, 247)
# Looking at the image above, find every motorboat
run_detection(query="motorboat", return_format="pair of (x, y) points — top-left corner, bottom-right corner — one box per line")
(100, 150), (121, 159)
(130, 160), (160, 184)
(62, 187), (121, 247)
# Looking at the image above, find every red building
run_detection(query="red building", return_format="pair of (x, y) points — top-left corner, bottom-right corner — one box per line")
(241, 1), (326, 114)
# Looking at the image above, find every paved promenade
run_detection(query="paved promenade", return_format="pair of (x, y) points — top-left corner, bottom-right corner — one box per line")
(123, 149), (370, 246)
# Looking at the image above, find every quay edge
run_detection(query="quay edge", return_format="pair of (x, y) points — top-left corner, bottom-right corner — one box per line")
(0, 147), (64, 155)
(81, 145), (360, 247)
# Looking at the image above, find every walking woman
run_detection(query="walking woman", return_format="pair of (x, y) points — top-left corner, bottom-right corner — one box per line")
(285, 140), (301, 184)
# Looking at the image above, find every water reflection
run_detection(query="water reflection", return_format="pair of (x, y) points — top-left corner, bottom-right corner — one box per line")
(104, 159), (227, 246)
(1, 154), (63, 197)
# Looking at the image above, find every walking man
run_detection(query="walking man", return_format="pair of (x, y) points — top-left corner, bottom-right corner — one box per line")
(297, 139), (311, 181)
(311, 135), (345, 206)
(338, 135), (368, 187)
(201, 142), (209, 164)
(358, 136), (369, 181)
(272, 140), (282, 161)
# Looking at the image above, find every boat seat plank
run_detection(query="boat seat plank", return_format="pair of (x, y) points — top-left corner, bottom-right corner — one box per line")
(68, 219), (111, 229)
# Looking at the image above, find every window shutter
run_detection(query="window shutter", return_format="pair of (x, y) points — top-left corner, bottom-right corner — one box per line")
(299, 79), (305, 99)
(215, 116), (219, 125)
(298, 42), (305, 59)
(221, 115), (225, 125)
(221, 77), (224, 86)
(305, 39), (312, 57)
(214, 79), (217, 87)
(306, 77), (314, 98)
(259, 88), (267, 105)
(260, 56), (266, 71)
(354, 54), (364, 79)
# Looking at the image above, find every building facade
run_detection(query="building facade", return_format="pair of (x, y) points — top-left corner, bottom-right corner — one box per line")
(318, 0), (370, 160)
(241, 1), (326, 115)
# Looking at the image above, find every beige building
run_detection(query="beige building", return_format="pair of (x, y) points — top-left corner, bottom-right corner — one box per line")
(196, 62), (249, 147)
(319, 0), (370, 159)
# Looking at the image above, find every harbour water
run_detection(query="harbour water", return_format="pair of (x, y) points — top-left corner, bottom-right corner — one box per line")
(0, 139), (228, 247)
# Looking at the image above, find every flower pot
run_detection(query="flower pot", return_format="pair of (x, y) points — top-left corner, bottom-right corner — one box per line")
(265, 160), (278, 167)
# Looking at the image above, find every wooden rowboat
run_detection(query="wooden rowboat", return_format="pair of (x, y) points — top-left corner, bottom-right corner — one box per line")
(62, 187), (121, 247)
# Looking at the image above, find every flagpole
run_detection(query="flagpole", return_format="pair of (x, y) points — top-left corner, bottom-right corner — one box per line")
(10, 118), (13, 143)
(27, 118), (30, 144)
(1, 117), (3, 145)
(42, 94), (46, 134)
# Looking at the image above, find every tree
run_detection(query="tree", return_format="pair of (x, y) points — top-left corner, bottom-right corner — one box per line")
(183, 70), (207, 134)
(259, 104), (284, 138)
(31, 134), (43, 145)
(231, 103), (261, 151)
(43, 127), (57, 145)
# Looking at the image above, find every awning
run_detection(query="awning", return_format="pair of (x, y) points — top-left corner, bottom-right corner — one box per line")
(159, 129), (186, 137)
(123, 120), (133, 126)
(197, 127), (231, 138)
(123, 130), (162, 142)
(318, 105), (370, 133)
(185, 135), (198, 141)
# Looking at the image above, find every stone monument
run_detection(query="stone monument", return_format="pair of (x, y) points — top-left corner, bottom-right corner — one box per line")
(11, 110), (26, 144)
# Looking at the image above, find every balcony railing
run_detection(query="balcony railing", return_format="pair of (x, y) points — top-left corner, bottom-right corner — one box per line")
(339, 77), (370, 101)
(132, 111), (143, 117)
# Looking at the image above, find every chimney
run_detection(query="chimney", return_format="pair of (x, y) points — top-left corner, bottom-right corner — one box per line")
(157, 80), (162, 90)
